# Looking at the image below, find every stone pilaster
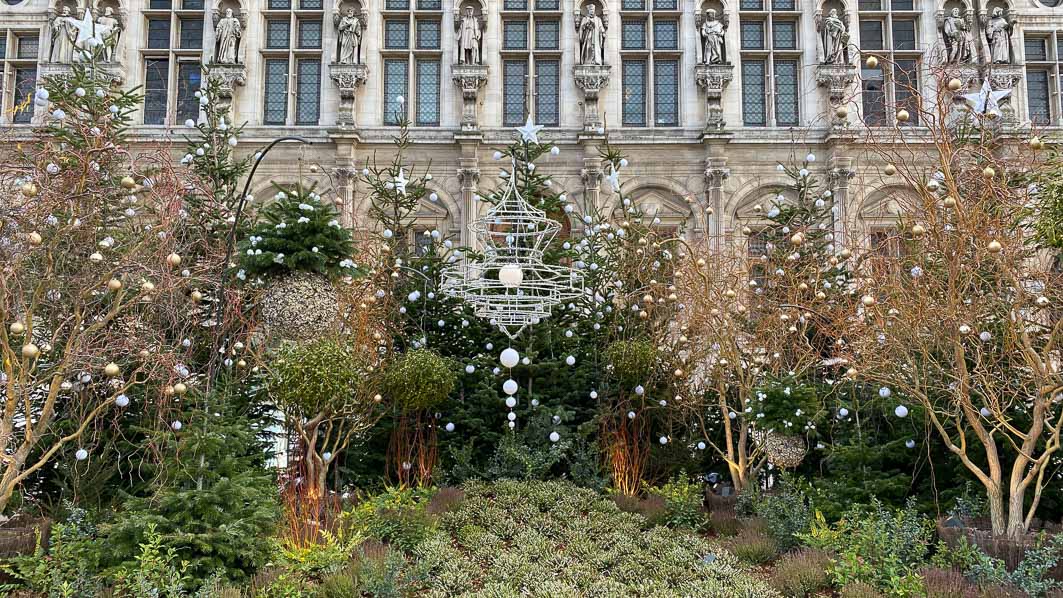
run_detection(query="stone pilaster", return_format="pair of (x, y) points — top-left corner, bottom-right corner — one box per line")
(457, 163), (480, 247)
(703, 157), (729, 249)
(328, 62), (369, 126)
(580, 154), (603, 217)
(331, 167), (358, 228)
(828, 156), (855, 248)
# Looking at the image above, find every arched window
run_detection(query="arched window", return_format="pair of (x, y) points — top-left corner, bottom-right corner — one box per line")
(381, 0), (442, 125)
(143, 0), (203, 124)
(858, 0), (921, 125)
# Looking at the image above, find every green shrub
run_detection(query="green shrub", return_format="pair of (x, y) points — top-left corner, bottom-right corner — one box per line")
(270, 339), (374, 417)
(111, 524), (192, 598)
(604, 340), (659, 387)
(933, 533), (1063, 597)
(237, 184), (358, 281)
(409, 479), (781, 597)
(770, 548), (833, 597)
(645, 471), (708, 531)
(739, 479), (813, 551)
(315, 571), (359, 598)
(348, 542), (411, 598)
(344, 487), (436, 553)
(726, 524), (779, 565)
(381, 349), (456, 412)
(801, 499), (932, 596)
(710, 510), (742, 537)
(749, 377), (822, 433)
(838, 582), (886, 598)
(2, 509), (102, 597)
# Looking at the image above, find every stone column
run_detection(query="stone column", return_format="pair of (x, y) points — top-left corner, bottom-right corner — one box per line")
(331, 167), (358, 228)
(828, 156), (855, 248)
(703, 157), (729, 250)
(580, 154), (603, 219)
(328, 63), (369, 126)
(457, 163), (480, 247)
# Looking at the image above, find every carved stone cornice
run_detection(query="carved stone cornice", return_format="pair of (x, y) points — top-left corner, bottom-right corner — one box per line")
(580, 161), (602, 190)
(457, 166), (481, 188)
(694, 63), (734, 132)
(828, 157), (856, 189)
(40, 61), (125, 85)
(328, 62), (369, 126)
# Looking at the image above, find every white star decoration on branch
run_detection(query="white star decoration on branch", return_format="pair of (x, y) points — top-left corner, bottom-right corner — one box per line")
(73, 9), (102, 59)
(516, 115), (544, 145)
(604, 164), (622, 192)
(963, 78), (1011, 116)
(393, 168), (408, 196)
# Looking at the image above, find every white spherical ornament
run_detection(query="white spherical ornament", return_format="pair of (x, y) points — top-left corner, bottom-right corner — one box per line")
(838, 407), (850, 418)
(115, 394), (130, 407)
(172, 420), (183, 430)
(503, 379), (519, 395)
(805, 153), (816, 163)
(75, 449), (89, 461)
(697, 441), (706, 450)
(565, 355), (576, 366)
(627, 411), (636, 419)
(905, 439), (916, 449)
(549, 431), (560, 443)
(498, 264), (524, 289)
(505, 396), (517, 408)
(878, 387), (891, 398)
(493, 151), (503, 160)
(589, 390), (598, 399)
(521, 357), (530, 365)
(659, 436), (668, 445)
(500, 348), (520, 368)
(894, 405), (909, 418)
(959, 324), (971, 335)
(980, 407), (992, 417)
(634, 385), (645, 396)
(465, 365), (475, 374)
(445, 422), (455, 432)
(979, 331), (992, 342)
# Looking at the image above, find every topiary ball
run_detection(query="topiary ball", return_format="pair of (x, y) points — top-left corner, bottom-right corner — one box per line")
(259, 271), (339, 342)
(604, 339), (659, 388)
(382, 349), (456, 412)
(269, 338), (373, 417)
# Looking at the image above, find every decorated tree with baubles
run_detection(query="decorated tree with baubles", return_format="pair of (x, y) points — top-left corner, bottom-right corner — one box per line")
(671, 152), (847, 490)
(837, 65), (1062, 539)
(0, 62), (203, 513)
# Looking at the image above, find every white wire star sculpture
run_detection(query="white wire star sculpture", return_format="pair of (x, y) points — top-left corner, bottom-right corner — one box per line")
(962, 78), (1011, 117)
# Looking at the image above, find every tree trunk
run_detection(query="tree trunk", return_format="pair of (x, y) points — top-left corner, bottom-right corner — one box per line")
(1007, 483), (1028, 540)
(986, 483), (1006, 537)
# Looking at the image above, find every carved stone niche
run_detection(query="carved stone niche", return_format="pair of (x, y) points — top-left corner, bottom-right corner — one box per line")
(573, 63), (611, 133)
(694, 63), (733, 132)
(94, 0), (125, 65)
(452, 0), (488, 131)
(574, 0), (608, 66)
(987, 64), (1023, 124)
(333, 0), (368, 65)
(694, 0), (728, 66)
(328, 62), (369, 126)
(210, 1), (246, 65)
(935, 0), (976, 66)
(453, 0), (486, 66)
(815, 62), (857, 129)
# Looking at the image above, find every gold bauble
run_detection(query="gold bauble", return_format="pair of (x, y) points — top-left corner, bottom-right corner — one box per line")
(164, 385), (175, 396)
(947, 78), (962, 91)
(742, 226), (752, 235)
(21, 344), (40, 358)
(836, 105), (849, 119)
(373, 394), (383, 403)
(790, 232), (804, 245)
(674, 368), (684, 377)
(20, 182), (37, 197)
(816, 291), (827, 300)
(27, 232), (43, 246)
(1030, 137), (1044, 151)
(861, 295), (876, 307)
(983, 166), (995, 178)
(120, 176), (136, 189)
(237, 359), (247, 368)
(107, 278), (123, 291)
(911, 224), (926, 237)
(9, 322), (25, 335)
(725, 289), (736, 298)
(138, 349), (151, 359)
(865, 55), (879, 68)
(884, 164), (897, 176)
(89, 252), (103, 262)
(668, 293), (677, 301)
(839, 248), (852, 259)
(845, 367), (857, 377)
(166, 253), (182, 267)
(643, 294), (654, 304)
(705, 207), (714, 215)
(141, 281), (155, 292)
(104, 362), (121, 377)
(190, 290), (203, 303)
(943, 196), (956, 208)
(896, 109), (910, 123)
(987, 240), (1003, 253)
(696, 258), (706, 267)
(638, 310), (648, 319)
(798, 282), (809, 291)
(173, 382), (188, 395)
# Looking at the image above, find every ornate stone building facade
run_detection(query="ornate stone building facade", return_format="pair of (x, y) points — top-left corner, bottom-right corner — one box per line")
(1, 0), (1061, 247)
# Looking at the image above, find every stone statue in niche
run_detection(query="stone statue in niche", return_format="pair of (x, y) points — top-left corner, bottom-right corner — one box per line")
(95, 7), (122, 62)
(941, 7), (973, 64)
(213, 8), (242, 64)
(981, 6), (1014, 64)
(576, 4), (607, 65)
(49, 6), (78, 63)
(456, 6), (483, 64)
(699, 9), (726, 65)
(334, 7), (363, 64)
(816, 8), (848, 65)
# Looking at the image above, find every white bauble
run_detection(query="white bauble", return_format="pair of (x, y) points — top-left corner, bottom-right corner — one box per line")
(75, 449), (89, 461)
(503, 379), (519, 395)
(549, 431), (560, 443)
(505, 396), (517, 408)
(445, 422), (455, 432)
(894, 405), (909, 418)
(498, 264), (524, 288)
(565, 355), (576, 366)
(500, 348), (519, 368)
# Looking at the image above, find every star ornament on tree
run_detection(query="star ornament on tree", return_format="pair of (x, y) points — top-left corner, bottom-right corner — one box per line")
(516, 115), (544, 145)
(73, 9), (103, 59)
(604, 164), (622, 192)
(962, 78), (1010, 117)
(393, 168), (408, 196)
